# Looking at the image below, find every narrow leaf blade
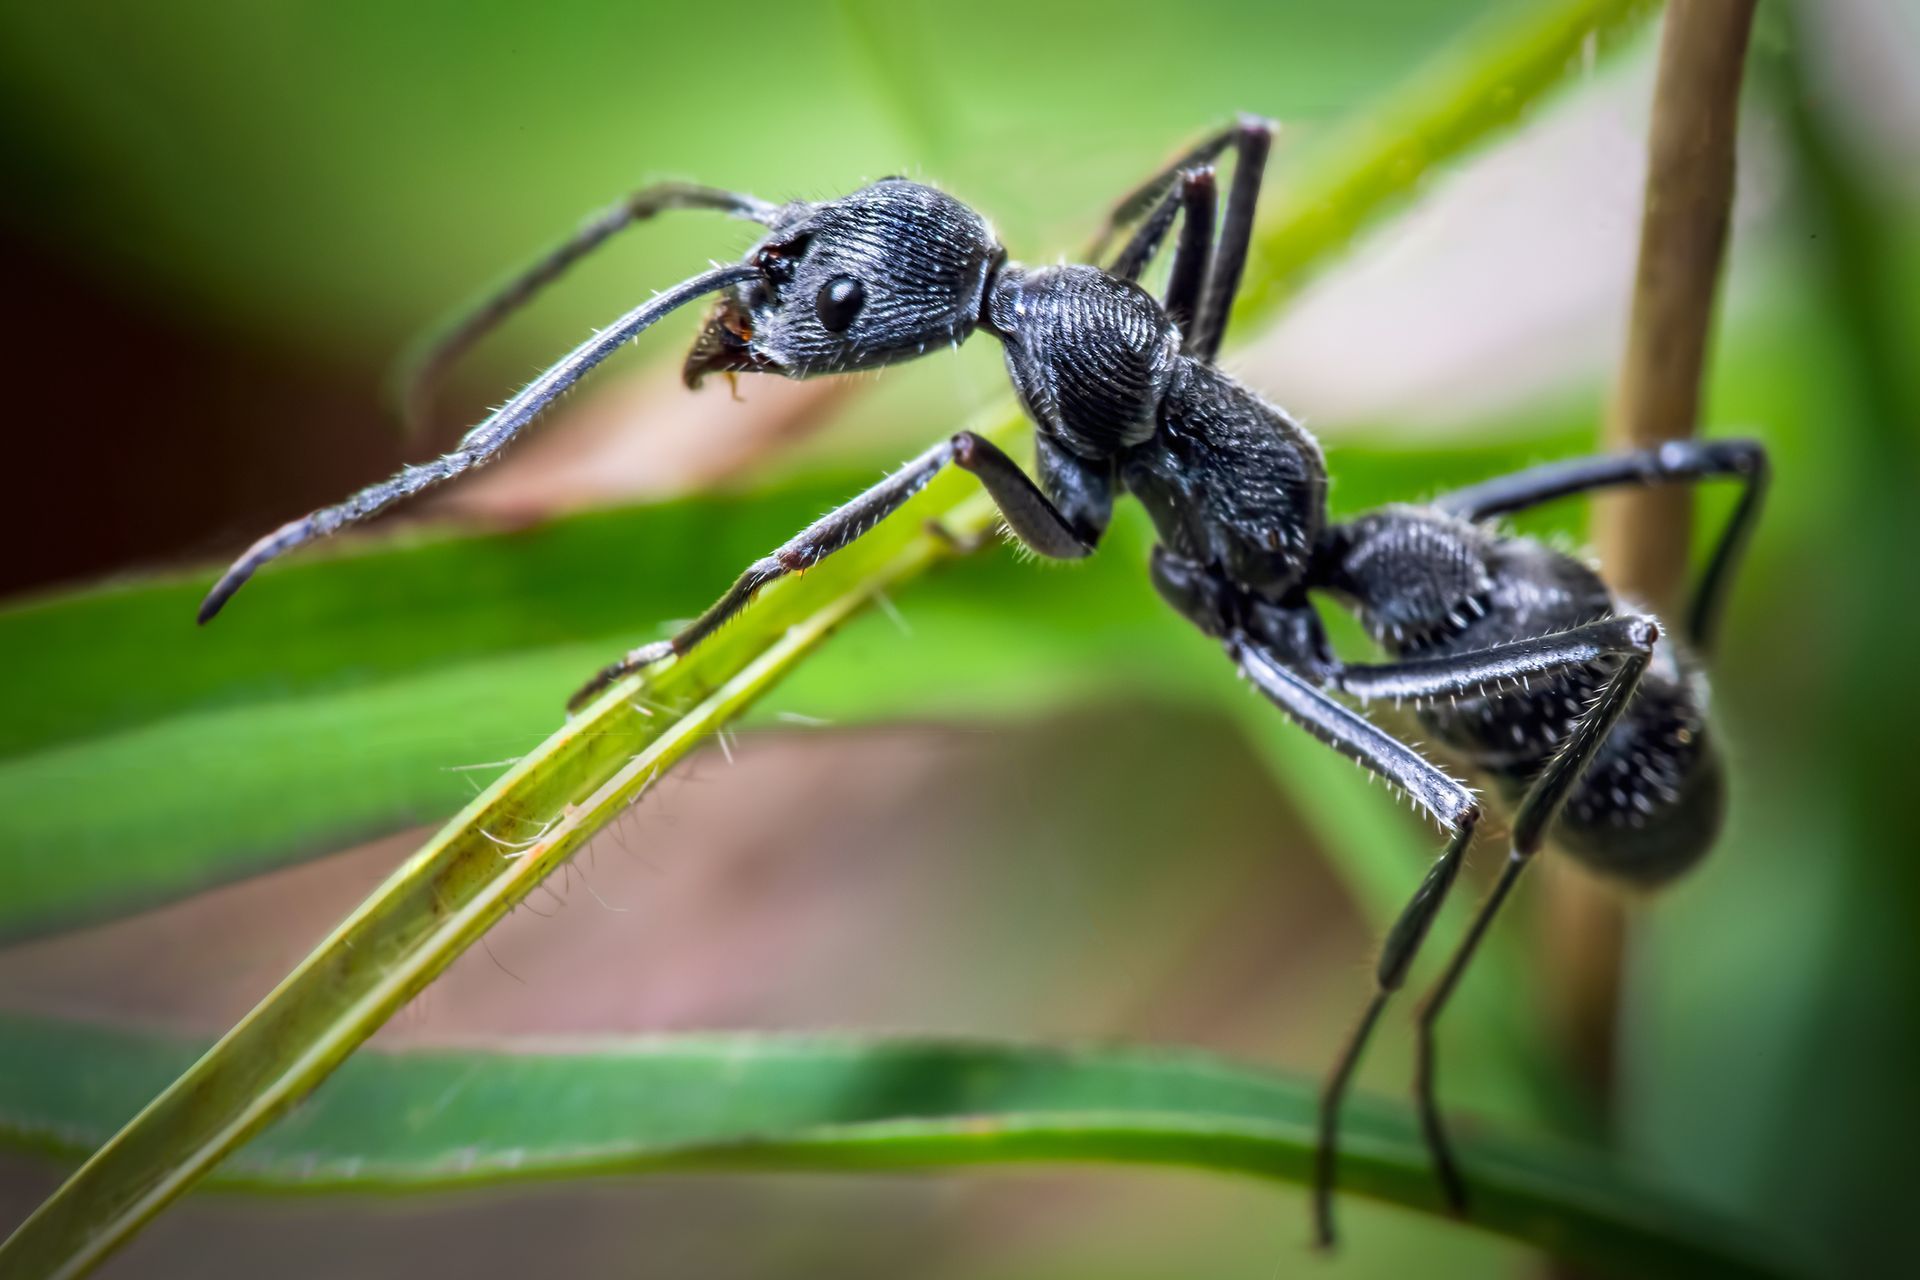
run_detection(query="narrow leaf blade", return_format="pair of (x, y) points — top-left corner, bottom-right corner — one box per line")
(0, 1017), (1790, 1280)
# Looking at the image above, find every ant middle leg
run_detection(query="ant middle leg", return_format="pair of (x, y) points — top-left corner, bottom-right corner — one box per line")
(1150, 547), (1482, 1247)
(1088, 115), (1273, 360)
(1229, 639), (1480, 1250)
(1433, 438), (1769, 653)
(1109, 168), (1218, 338)
(568, 432), (1107, 711)
(1324, 614), (1661, 1218)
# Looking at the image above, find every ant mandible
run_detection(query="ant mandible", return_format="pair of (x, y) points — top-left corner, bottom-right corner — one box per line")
(197, 117), (1769, 1249)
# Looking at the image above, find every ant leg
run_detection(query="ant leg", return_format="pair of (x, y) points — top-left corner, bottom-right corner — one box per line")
(1086, 120), (1244, 262)
(1434, 439), (1769, 653)
(1231, 640), (1480, 1250)
(927, 436), (1111, 555)
(1088, 115), (1270, 356)
(1108, 175), (1184, 281)
(1032, 435), (1117, 548)
(392, 183), (780, 435)
(1410, 630), (1655, 1216)
(568, 432), (1102, 711)
(1088, 115), (1272, 269)
(1187, 117), (1273, 363)
(1110, 170), (1218, 339)
(1237, 642), (1480, 830)
(1434, 438), (1766, 521)
(1334, 616), (1660, 705)
(1242, 612), (1658, 1241)
(1163, 171), (1218, 339)
(1311, 611), (1663, 1212)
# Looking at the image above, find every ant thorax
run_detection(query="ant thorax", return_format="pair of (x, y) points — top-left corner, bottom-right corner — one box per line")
(983, 263), (1181, 457)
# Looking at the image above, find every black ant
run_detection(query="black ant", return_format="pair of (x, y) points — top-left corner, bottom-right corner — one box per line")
(197, 118), (1769, 1248)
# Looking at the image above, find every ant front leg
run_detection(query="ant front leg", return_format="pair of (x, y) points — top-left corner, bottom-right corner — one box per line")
(568, 432), (1108, 711)
(927, 435), (1113, 556)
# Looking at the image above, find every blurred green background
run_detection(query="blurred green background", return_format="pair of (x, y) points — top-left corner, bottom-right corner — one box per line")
(1, 1), (1917, 1276)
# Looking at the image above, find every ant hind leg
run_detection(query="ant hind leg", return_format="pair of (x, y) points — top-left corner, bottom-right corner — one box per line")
(1229, 639), (1480, 1249)
(1404, 628), (1656, 1213)
(1432, 439), (1768, 654)
(1224, 604), (1659, 1242)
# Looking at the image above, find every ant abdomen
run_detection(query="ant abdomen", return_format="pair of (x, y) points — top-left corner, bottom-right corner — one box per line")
(1328, 506), (1724, 885)
(1542, 649), (1724, 885)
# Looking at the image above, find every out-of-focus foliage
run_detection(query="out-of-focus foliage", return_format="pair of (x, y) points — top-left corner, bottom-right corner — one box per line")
(0, 2), (1490, 352)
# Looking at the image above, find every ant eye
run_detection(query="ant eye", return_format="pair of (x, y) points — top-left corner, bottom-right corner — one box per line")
(815, 276), (866, 332)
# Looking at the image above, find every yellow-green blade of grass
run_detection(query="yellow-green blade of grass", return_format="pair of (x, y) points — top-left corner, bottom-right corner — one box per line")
(0, 2), (1661, 1275)
(0, 478), (1167, 944)
(0, 481), (981, 1280)
(0, 1016), (1789, 1280)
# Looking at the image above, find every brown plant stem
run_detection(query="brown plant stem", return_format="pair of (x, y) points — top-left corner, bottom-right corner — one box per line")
(1541, 0), (1756, 1145)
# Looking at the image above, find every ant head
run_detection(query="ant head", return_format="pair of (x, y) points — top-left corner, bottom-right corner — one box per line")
(684, 179), (1002, 387)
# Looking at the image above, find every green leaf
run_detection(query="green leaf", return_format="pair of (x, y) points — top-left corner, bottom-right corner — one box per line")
(1, 489), (988, 1280)
(0, 426), (1594, 944)
(0, 1016), (1788, 1280)
(0, 2), (1666, 1275)
(0, 482), (873, 762)
(0, 480), (872, 942)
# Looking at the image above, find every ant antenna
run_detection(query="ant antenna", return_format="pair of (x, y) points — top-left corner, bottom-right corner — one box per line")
(197, 261), (760, 623)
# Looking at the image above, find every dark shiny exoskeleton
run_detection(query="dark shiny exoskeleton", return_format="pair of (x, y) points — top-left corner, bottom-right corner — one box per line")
(198, 119), (1769, 1249)
(1322, 505), (1728, 885)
